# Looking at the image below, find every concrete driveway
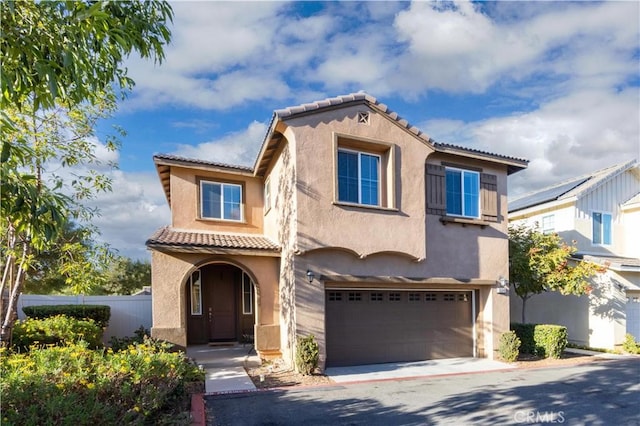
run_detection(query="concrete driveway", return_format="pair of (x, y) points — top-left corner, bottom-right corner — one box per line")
(205, 358), (640, 425)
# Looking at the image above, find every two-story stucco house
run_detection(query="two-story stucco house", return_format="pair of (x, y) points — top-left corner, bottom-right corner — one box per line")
(146, 93), (528, 369)
(508, 160), (640, 349)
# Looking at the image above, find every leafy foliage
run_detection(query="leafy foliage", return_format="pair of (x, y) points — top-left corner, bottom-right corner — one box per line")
(12, 315), (103, 351)
(0, 340), (203, 425)
(511, 323), (568, 359)
(295, 334), (319, 375)
(498, 331), (521, 362)
(0, 0), (173, 345)
(622, 333), (640, 355)
(509, 224), (603, 323)
(533, 325), (568, 359)
(100, 257), (151, 295)
(22, 304), (111, 328)
(1, 1), (173, 111)
(108, 326), (150, 352)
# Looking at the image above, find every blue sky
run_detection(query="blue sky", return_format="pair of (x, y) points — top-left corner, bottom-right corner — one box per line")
(88, 1), (639, 260)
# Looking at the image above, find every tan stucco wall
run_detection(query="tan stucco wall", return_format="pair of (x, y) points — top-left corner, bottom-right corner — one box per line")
(170, 166), (265, 234)
(150, 249), (280, 348)
(291, 105), (431, 260)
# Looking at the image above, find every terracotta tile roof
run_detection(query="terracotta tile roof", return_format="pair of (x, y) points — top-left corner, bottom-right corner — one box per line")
(574, 253), (640, 270)
(146, 227), (279, 253)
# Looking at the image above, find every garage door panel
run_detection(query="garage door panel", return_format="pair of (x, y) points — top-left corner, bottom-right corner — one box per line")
(326, 290), (473, 367)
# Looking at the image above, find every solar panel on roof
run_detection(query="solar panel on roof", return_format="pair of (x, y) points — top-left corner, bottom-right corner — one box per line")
(509, 177), (590, 212)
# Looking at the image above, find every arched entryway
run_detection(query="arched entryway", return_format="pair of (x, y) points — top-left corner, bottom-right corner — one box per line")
(185, 263), (256, 344)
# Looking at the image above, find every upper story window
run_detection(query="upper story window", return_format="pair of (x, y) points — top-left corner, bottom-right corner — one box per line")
(445, 167), (480, 219)
(592, 212), (612, 245)
(542, 214), (555, 234)
(200, 180), (242, 221)
(333, 134), (395, 209)
(426, 163), (498, 223)
(264, 178), (271, 213)
(338, 149), (380, 206)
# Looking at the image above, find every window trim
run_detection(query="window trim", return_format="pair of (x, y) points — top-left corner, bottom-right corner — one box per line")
(190, 270), (202, 316)
(592, 211), (612, 246)
(445, 167), (481, 219)
(199, 179), (244, 222)
(333, 133), (396, 210)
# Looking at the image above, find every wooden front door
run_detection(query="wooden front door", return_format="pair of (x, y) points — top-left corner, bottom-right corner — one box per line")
(206, 267), (237, 341)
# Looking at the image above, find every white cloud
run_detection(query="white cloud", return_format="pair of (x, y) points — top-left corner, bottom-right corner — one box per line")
(171, 120), (268, 167)
(89, 170), (170, 260)
(424, 87), (640, 198)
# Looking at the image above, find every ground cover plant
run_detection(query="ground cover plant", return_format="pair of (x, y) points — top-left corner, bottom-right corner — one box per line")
(1, 336), (203, 425)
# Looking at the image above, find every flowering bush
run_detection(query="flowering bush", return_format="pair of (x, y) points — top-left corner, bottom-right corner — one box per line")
(1, 338), (204, 425)
(12, 315), (103, 350)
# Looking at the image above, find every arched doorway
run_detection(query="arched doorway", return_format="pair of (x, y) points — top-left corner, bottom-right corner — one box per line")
(186, 263), (256, 344)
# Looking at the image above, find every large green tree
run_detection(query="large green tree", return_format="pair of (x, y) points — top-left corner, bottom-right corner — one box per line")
(0, 0), (173, 345)
(101, 257), (151, 296)
(508, 224), (603, 323)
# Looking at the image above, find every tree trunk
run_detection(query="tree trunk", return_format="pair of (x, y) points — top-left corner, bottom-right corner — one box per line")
(0, 240), (30, 346)
(521, 295), (529, 324)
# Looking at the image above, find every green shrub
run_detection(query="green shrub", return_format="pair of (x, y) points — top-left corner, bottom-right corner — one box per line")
(0, 339), (204, 425)
(498, 331), (521, 362)
(533, 324), (567, 358)
(108, 325), (150, 352)
(295, 334), (319, 375)
(12, 315), (103, 350)
(511, 323), (568, 358)
(511, 323), (536, 354)
(22, 304), (111, 328)
(622, 333), (640, 355)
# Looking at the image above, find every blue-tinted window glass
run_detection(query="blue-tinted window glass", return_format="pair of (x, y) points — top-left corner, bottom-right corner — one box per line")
(338, 151), (358, 203)
(603, 213), (612, 245)
(360, 154), (379, 206)
(463, 171), (479, 217)
(202, 182), (221, 218)
(592, 212), (602, 244)
(223, 185), (241, 220)
(446, 170), (462, 215)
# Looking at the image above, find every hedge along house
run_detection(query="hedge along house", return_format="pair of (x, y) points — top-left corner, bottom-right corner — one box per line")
(146, 93), (528, 369)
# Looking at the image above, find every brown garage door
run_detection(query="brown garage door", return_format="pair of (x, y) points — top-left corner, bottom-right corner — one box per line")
(326, 290), (474, 367)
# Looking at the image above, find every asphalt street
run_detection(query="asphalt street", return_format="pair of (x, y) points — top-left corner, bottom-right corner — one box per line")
(205, 358), (640, 426)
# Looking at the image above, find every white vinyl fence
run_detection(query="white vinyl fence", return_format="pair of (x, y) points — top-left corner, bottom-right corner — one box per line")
(18, 294), (152, 343)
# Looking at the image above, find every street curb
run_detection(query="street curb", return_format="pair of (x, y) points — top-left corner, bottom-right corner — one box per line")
(190, 393), (205, 426)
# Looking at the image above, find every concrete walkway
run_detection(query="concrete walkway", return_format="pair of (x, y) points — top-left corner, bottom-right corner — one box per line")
(325, 357), (514, 383)
(186, 344), (260, 394)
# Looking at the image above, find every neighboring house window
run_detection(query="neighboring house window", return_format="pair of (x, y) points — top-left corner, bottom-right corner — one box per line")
(190, 270), (202, 316)
(426, 164), (498, 222)
(445, 167), (480, 218)
(592, 212), (612, 245)
(542, 214), (555, 234)
(337, 149), (380, 206)
(242, 272), (253, 315)
(264, 178), (271, 213)
(200, 181), (242, 221)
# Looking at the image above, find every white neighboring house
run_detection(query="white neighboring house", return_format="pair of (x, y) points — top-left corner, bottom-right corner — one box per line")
(508, 160), (640, 349)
